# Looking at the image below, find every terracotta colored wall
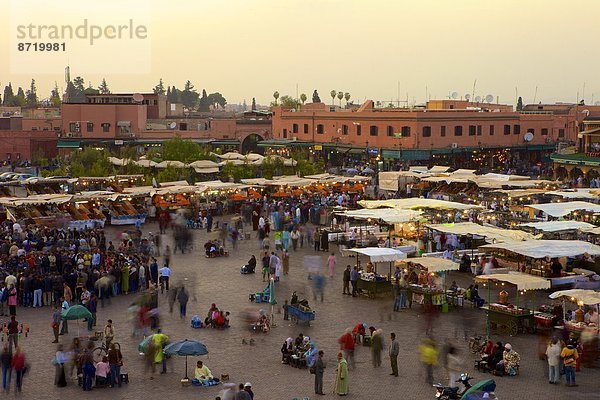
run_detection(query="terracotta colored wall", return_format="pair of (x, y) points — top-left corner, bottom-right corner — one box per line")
(61, 104), (147, 138)
(0, 131), (57, 161)
(272, 104), (583, 149)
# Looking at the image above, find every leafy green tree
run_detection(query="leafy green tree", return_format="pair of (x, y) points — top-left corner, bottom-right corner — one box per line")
(25, 79), (38, 106)
(15, 87), (26, 106)
(153, 78), (166, 95)
(157, 166), (182, 183)
(161, 136), (213, 162)
(300, 93), (307, 104)
(2, 83), (14, 106)
(330, 90), (337, 105)
(516, 96), (523, 111)
(207, 92), (227, 109)
(273, 91), (279, 105)
(344, 92), (351, 105)
(261, 156), (284, 179)
(220, 161), (254, 182)
(337, 91), (344, 106)
(180, 80), (199, 109)
(99, 78), (110, 94)
(277, 95), (300, 109)
(198, 89), (209, 111)
(84, 82), (99, 95)
(50, 82), (61, 107)
(169, 86), (180, 103)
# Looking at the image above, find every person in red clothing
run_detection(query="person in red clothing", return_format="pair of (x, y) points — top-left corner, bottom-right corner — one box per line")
(11, 346), (26, 393)
(338, 328), (355, 369)
(352, 323), (366, 344)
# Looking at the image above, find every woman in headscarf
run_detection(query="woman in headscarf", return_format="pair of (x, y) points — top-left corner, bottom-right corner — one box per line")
(281, 337), (293, 364)
(121, 263), (130, 294)
(305, 342), (318, 368)
(335, 352), (349, 396)
(501, 343), (520, 376)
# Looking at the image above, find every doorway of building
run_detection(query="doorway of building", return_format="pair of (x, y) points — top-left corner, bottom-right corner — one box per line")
(241, 134), (264, 154)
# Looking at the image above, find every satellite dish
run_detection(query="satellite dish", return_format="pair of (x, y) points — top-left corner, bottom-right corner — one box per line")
(465, 94), (471, 101)
(132, 93), (144, 102)
(485, 94), (494, 103)
(475, 95), (482, 102)
(169, 122), (177, 129)
(451, 92), (458, 99)
(524, 132), (534, 142)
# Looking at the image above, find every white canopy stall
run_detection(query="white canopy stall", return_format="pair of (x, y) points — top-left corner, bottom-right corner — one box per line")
(346, 247), (407, 297)
(519, 220), (596, 233)
(427, 222), (534, 243)
(525, 201), (600, 218)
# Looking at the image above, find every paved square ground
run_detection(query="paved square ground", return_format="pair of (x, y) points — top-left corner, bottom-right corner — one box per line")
(13, 220), (598, 399)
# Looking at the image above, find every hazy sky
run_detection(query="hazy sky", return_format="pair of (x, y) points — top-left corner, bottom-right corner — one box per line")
(1, 0), (600, 106)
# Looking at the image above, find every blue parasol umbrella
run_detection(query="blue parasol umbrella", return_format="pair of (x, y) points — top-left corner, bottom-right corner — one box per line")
(164, 339), (209, 379)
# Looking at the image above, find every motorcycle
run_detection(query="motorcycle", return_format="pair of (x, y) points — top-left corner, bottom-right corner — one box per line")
(433, 373), (496, 400)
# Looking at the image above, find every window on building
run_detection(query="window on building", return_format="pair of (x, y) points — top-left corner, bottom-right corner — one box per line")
(370, 125), (378, 136)
(31, 127), (38, 131)
(489, 125), (495, 136)
(342, 125), (349, 135)
(87, 122), (94, 132)
(477, 125), (482, 136)
(180, 123), (187, 131)
(558, 128), (565, 138)
(504, 124), (511, 135)
(440, 126), (446, 137)
(422, 126), (432, 137)
(541, 128), (548, 136)
(401, 126), (411, 137)
(292, 123), (298, 134)
(317, 124), (324, 134)
(454, 126), (463, 136)
(468, 125), (476, 136)
(69, 122), (78, 132)
(387, 126), (394, 137)
(356, 125), (362, 136)
(303, 124), (309, 134)
(514, 125), (521, 135)
(102, 123), (110, 133)
(283, 128), (288, 138)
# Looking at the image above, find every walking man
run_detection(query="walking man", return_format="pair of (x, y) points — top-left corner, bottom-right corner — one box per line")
(7, 316), (18, 353)
(342, 265), (351, 295)
(389, 332), (399, 376)
(177, 286), (189, 319)
(350, 266), (359, 297)
(51, 306), (61, 343)
(314, 350), (325, 395)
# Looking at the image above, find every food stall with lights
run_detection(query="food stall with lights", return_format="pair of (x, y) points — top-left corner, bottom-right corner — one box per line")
(476, 272), (551, 336)
(0, 194), (73, 227)
(479, 240), (600, 286)
(347, 247), (407, 298)
(399, 257), (460, 308)
(518, 220), (597, 240)
(548, 289), (600, 335)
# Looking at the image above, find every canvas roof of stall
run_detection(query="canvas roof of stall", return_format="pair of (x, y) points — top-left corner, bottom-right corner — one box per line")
(193, 167), (219, 174)
(153, 185), (199, 195)
(122, 186), (153, 196)
(347, 247), (407, 262)
(188, 160), (220, 169)
(525, 201), (600, 217)
(476, 179), (554, 189)
(341, 208), (423, 224)
(196, 181), (247, 191)
(240, 178), (270, 186)
(479, 239), (600, 259)
(0, 194), (73, 206)
(491, 189), (547, 198)
(426, 222), (534, 242)
(475, 272), (551, 290)
(72, 191), (117, 200)
(545, 189), (600, 200)
(549, 289), (600, 305)
(159, 181), (190, 187)
(358, 198), (482, 211)
(518, 220), (597, 233)
(400, 257), (459, 273)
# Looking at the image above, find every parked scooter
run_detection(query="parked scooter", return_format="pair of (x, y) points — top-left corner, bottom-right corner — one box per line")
(433, 373), (496, 400)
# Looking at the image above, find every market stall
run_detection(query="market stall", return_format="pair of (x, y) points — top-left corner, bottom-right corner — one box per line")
(548, 289), (600, 335)
(347, 247), (407, 298)
(475, 272), (550, 336)
(401, 257), (460, 308)
(479, 240), (600, 285)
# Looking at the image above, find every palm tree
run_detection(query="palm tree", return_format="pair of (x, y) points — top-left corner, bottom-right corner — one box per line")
(344, 92), (351, 105)
(337, 91), (344, 106)
(300, 93), (307, 104)
(273, 91), (279, 105)
(330, 90), (337, 106)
